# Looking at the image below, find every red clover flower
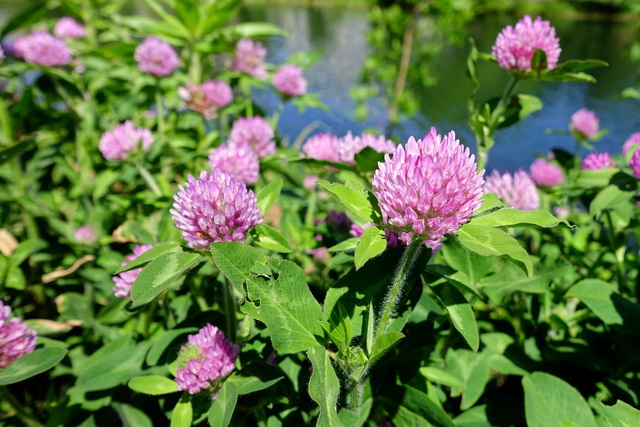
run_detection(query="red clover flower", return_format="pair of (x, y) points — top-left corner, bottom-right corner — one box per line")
(581, 152), (616, 170)
(231, 39), (267, 79)
(372, 127), (485, 248)
(134, 36), (179, 77)
(175, 324), (239, 395)
(0, 301), (37, 369)
(74, 226), (98, 245)
(484, 169), (540, 211)
(179, 80), (233, 119)
(273, 64), (307, 97)
(228, 116), (275, 158)
(492, 15), (561, 72)
(113, 244), (154, 298)
(338, 132), (396, 166)
(529, 158), (564, 187)
(570, 108), (599, 140)
(630, 150), (640, 179)
(302, 133), (341, 163)
(622, 132), (640, 156)
(171, 169), (263, 249)
(13, 31), (72, 67)
(208, 143), (260, 185)
(54, 17), (86, 39)
(99, 120), (154, 161)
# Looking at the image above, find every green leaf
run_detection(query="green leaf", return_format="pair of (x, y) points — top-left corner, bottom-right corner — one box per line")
(542, 59), (608, 82)
(592, 400), (640, 427)
(470, 209), (571, 229)
(210, 242), (267, 294)
(354, 226), (386, 269)
(442, 240), (494, 287)
(256, 180), (282, 215)
(114, 243), (184, 274)
(354, 146), (387, 173)
(379, 385), (457, 427)
(222, 22), (287, 38)
(523, 372), (597, 427)
(285, 50), (324, 69)
(0, 138), (36, 165)
(171, 393), (193, 427)
(141, 0), (192, 39)
(531, 49), (548, 74)
(147, 327), (198, 365)
(113, 403), (153, 427)
(241, 258), (324, 353)
(128, 375), (179, 395)
(576, 168), (619, 188)
(565, 279), (640, 333)
(444, 349), (492, 410)
(250, 224), (292, 253)
(0, 1), (49, 38)
(589, 185), (634, 217)
(369, 332), (404, 367)
(430, 281), (479, 351)
(226, 362), (283, 395)
(308, 346), (342, 427)
(207, 382), (238, 427)
(328, 237), (360, 252)
(317, 180), (378, 223)
(457, 224), (533, 277)
(419, 367), (465, 390)
(131, 252), (202, 305)
(0, 348), (67, 385)
(498, 94), (543, 129)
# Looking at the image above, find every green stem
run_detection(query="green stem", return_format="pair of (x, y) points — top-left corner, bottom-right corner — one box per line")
(604, 210), (625, 287)
(189, 47), (202, 83)
(224, 279), (237, 343)
(374, 238), (424, 341)
(0, 386), (44, 427)
(136, 163), (163, 197)
(304, 190), (318, 229)
(0, 96), (13, 146)
(155, 84), (165, 136)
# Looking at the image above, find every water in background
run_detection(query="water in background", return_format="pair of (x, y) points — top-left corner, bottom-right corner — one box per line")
(241, 5), (640, 172)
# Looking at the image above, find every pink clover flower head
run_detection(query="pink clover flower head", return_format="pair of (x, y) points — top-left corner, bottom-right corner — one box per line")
(570, 108), (599, 140)
(529, 158), (563, 187)
(99, 120), (154, 161)
(179, 80), (233, 120)
(630, 150), (640, 180)
(303, 175), (319, 191)
(492, 15), (561, 72)
(0, 45), (4, 60)
(175, 324), (239, 395)
(112, 244), (154, 298)
(54, 17), (86, 39)
(208, 143), (260, 185)
(134, 36), (179, 77)
(231, 38), (267, 79)
(74, 225), (98, 245)
(228, 116), (275, 158)
(484, 169), (540, 211)
(581, 151), (616, 170)
(13, 31), (72, 67)
(302, 133), (341, 163)
(307, 247), (329, 262)
(622, 132), (640, 156)
(339, 132), (396, 166)
(273, 64), (307, 97)
(372, 127), (485, 247)
(171, 169), (263, 249)
(0, 301), (37, 369)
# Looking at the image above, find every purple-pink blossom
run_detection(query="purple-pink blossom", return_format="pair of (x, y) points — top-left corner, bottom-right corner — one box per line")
(54, 17), (86, 39)
(13, 31), (72, 67)
(134, 36), (179, 77)
(228, 116), (275, 157)
(171, 169), (263, 249)
(273, 65), (307, 97)
(581, 152), (616, 170)
(175, 324), (239, 395)
(74, 226), (98, 245)
(0, 301), (37, 368)
(209, 143), (260, 185)
(570, 108), (599, 140)
(99, 121), (154, 161)
(631, 150), (640, 179)
(372, 127), (485, 247)
(231, 39), (267, 79)
(492, 15), (561, 72)
(302, 133), (341, 163)
(529, 158), (563, 187)
(622, 132), (640, 156)
(179, 80), (233, 119)
(484, 169), (540, 211)
(338, 132), (396, 166)
(113, 244), (154, 298)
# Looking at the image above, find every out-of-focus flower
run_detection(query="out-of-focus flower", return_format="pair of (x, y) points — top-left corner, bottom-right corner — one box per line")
(553, 206), (570, 219)
(0, 45), (4, 60)
(307, 247), (329, 262)
(484, 169), (539, 211)
(303, 175), (319, 191)
(231, 39), (267, 79)
(179, 80), (233, 119)
(338, 132), (396, 166)
(492, 15), (561, 72)
(13, 31), (72, 66)
(302, 133), (341, 163)
(54, 17), (86, 39)
(113, 244), (154, 298)
(99, 121), (154, 161)
(372, 127), (485, 247)
(622, 132), (640, 156)
(228, 116), (275, 157)
(0, 301), (37, 369)
(581, 151), (616, 170)
(171, 170), (263, 249)
(273, 65), (307, 97)
(74, 226), (98, 245)
(529, 158), (563, 187)
(208, 143), (260, 185)
(570, 108), (599, 140)
(134, 36), (179, 77)
(631, 150), (640, 179)
(175, 324), (239, 395)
